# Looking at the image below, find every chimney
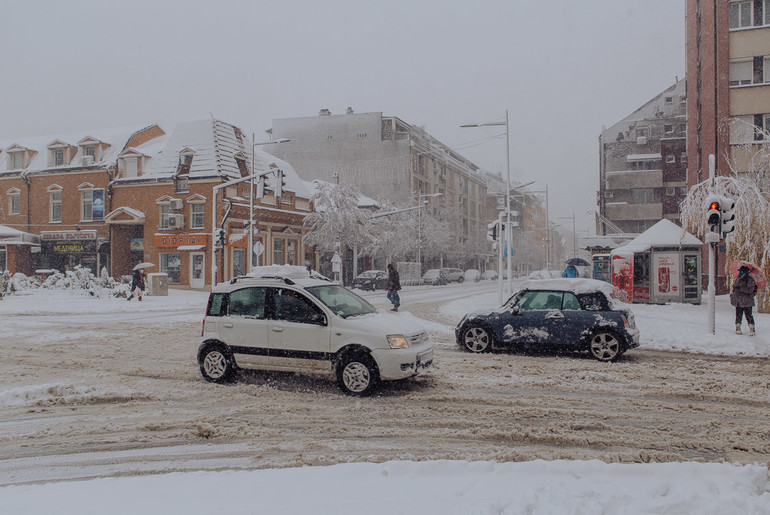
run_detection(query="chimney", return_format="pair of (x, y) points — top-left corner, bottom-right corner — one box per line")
(346, 107), (354, 114)
(319, 109), (331, 116)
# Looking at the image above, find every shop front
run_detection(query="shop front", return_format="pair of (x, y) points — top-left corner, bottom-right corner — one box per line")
(610, 219), (702, 304)
(153, 233), (210, 286)
(0, 225), (40, 275)
(39, 230), (108, 274)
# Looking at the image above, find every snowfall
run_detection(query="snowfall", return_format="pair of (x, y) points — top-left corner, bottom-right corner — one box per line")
(0, 279), (769, 514)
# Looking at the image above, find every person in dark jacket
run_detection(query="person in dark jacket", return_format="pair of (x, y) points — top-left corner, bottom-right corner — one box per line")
(128, 269), (146, 301)
(386, 263), (401, 312)
(731, 266), (757, 335)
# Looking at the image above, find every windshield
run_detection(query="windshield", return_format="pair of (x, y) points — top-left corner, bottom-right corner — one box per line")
(306, 284), (377, 318)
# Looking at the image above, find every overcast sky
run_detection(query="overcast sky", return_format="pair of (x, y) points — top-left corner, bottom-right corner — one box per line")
(0, 0), (684, 236)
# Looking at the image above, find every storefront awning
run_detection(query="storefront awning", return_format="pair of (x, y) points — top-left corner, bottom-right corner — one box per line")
(178, 245), (205, 251)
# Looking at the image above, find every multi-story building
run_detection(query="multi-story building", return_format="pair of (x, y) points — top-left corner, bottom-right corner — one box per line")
(0, 119), (312, 287)
(598, 79), (688, 235)
(268, 108), (489, 269)
(687, 0), (770, 181)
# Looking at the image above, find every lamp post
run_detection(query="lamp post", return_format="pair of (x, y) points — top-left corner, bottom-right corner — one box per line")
(557, 213), (576, 258)
(417, 192), (443, 269)
(461, 110), (513, 296)
(250, 136), (290, 271)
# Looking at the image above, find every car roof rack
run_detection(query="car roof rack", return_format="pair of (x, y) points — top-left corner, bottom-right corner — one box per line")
(229, 275), (296, 285)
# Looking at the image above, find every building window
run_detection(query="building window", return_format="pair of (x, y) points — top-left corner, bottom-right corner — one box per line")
(9, 152), (23, 170)
(124, 157), (138, 178)
(631, 188), (657, 204)
(765, 56), (770, 83)
(233, 248), (245, 277)
(666, 155), (676, 164)
(729, 59), (753, 86)
(160, 253), (181, 283)
(681, 152), (688, 163)
(159, 203), (171, 229)
(666, 187), (676, 196)
(50, 191), (62, 222)
(83, 145), (96, 158)
(287, 240), (297, 266)
(664, 96), (673, 104)
(635, 127), (649, 139)
(766, 0), (770, 25)
(680, 123), (687, 133)
(80, 188), (104, 221)
(273, 239), (284, 265)
(664, 124), (674, 134)
(175, 175), (189, 194)
(729, 1), (753, 29)
(7, 189), (20, 215)
(190, 203), (205, 229)
(53, 149), (65, 166)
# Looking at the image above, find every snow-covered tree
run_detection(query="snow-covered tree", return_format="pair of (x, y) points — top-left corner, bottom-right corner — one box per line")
(680, 120), (770, 310)
(303, 183), (374, 253)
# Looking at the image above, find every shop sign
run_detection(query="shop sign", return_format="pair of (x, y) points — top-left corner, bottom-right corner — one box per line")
(154, 233), (210, 248)
(41, 230), (97, 241)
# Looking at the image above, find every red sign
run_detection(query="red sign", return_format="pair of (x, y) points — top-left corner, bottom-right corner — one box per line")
(154, 234), (210, 247)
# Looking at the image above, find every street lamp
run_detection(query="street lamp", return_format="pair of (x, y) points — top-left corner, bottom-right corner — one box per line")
(461, 110), (513, 302)
(417, 192), (443, 268)
(250, 137), (290, 271)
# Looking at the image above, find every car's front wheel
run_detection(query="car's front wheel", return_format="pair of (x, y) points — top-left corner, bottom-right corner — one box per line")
(460, 325), (492, 353)
(199, 343), (236, 383)
(458, 276), (464, 283)
(588, 331), (623, 362)
(337, 353), (380, 396)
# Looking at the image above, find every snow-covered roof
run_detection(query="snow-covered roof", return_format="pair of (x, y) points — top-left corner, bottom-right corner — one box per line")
(0, 124), (165, 175)
(519, 278), (616, 296)
(611, 219), (702, 255)
(0, 224), (40, 244)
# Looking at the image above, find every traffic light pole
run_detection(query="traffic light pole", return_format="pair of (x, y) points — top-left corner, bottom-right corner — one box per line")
(707, 154), (717, 335)
(497, 212), (504, 305)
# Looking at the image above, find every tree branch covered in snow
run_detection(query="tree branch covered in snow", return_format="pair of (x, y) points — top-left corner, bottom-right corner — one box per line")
(302, 183), (374, 253)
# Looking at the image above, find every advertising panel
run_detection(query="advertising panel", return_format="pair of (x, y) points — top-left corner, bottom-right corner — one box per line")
(611, 253), (634, 303)
(653, 252), (681, 302)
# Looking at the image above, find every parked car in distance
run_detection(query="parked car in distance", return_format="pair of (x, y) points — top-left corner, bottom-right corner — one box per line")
(481, 270), (498, 281)
(422, 268), (448, 286)
(198, 267), (433, 396)
(528, 269), (562, 280)
(442, 268), (465, 283)
(464, 269), (481, 282)
(455, 278), (640, 362)
(352, 269), (388, 291)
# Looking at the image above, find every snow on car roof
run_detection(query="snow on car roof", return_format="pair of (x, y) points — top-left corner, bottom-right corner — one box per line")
(518, 278), (615, 296)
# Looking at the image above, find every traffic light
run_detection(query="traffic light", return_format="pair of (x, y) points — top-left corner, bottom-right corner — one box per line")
(720, 195), (735, 237)
(256, 175), (266, 199)
(487, 221), (498, 241)
(214, 228), (225, 249)
(705, 195), (722, 233)
(274, 169), (285, 198)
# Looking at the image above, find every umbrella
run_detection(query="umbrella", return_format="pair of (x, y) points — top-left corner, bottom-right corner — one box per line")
(565, 258), (590, 267)
(727, 260), (767, 290)
(132, 262), (155, 271)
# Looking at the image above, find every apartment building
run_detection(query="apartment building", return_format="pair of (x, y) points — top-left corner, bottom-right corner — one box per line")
(268, 108), (489, 268)
(687, 0), (770, 181)
(599, 79), (688, 235)
(0, 119), (312, 286)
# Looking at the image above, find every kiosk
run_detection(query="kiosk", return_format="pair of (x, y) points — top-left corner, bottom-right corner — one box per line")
(610, 219), (702, 304)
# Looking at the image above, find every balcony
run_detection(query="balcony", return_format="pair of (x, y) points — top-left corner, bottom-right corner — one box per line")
(605, 202), (662, 221)
(605, 170), (663, 190)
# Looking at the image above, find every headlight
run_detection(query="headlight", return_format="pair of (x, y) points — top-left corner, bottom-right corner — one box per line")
(387, 334), (409, 349)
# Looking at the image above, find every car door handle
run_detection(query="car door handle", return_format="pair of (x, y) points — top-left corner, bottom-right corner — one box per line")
(223, 322), (233, 328)
(545, 312), (564, 319)
(272, 327), (284, 332)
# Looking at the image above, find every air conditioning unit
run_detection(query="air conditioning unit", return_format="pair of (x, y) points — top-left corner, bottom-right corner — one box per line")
(604, 191), (614, 198)
(636, 136), (648, 145)
(169, 199), (183, 210)
(167, 214), (184, 228)
(81, 155), (95, 166)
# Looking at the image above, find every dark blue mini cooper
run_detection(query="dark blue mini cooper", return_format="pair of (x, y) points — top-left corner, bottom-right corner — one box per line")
(455, 279), (640, 361)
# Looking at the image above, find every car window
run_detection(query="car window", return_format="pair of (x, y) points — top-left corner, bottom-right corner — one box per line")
(273, 288), (325, 324)
(306, 284), (376, 318)
(206, 293), (227, 317)
(517, 291), (563, 310)
(228, 287), (267, 318)
(562, 292), (581, 310)
(577, 292), (609, 311)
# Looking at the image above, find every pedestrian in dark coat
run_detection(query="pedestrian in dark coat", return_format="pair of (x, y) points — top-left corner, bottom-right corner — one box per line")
(731, 266), (757, 335)
(128, 269), (146, 301)
(386, 263), (401, 312)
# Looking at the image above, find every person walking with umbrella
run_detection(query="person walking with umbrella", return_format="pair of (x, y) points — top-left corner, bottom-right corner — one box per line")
(128, 262), (153, 301)
(731, 265), (758, 335)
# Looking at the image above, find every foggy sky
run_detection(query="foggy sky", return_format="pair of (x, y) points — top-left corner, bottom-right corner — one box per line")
(0, 0), (685, 236)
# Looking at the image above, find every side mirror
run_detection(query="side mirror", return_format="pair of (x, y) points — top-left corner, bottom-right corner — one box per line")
(511, 305), (521, 315)
(310, 312), (327, 325)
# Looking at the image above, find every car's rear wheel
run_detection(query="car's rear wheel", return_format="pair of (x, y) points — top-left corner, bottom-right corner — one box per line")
(458, 276), (464, 283)
(199, 343), (236, 383)
(461, 325), (492, 353)
(337, 353), (380, 396)
(588, 331), (622, 362)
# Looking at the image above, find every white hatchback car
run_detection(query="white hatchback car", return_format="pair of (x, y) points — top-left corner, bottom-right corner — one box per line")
(198, 272), (433, 396)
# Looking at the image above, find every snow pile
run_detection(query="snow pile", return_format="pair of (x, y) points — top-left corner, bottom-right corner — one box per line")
(2, 460), (768, 514)
(2, 266), (128, 298)
(0, 383), (149, 407)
